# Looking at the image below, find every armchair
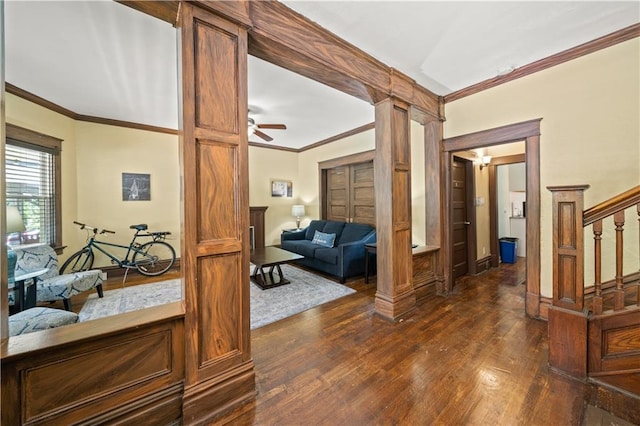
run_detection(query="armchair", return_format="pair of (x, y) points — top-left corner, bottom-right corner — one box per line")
(14, 245), (104, 311)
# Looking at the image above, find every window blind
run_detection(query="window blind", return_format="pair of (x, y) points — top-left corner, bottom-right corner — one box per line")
(5, 142), (57, 245)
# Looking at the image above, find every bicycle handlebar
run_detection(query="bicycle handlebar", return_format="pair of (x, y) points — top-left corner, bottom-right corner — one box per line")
(73, 221), (116, 235)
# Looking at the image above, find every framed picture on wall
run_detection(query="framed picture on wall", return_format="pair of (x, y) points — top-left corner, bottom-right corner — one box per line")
(122, 173), (151, 201)
(271, 179), (292, 197)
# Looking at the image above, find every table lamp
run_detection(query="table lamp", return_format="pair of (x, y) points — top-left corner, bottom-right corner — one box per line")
(7, 206), (26, 238)
(291, 205), (306, 230)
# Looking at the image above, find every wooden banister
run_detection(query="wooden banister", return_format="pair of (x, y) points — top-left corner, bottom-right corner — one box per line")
(583, 185), (640, 226)
(547, 184), (640, 378)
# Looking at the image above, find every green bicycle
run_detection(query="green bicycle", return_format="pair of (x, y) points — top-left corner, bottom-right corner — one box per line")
(60, 221), (176, 277)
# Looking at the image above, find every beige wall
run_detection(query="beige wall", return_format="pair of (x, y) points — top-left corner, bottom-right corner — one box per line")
(74, 122), (180, 267)
(248, 146), (299, 246)
(6, 94), (181, 267)
(445, 38), (640, 296)
(6, 93), (81, 257)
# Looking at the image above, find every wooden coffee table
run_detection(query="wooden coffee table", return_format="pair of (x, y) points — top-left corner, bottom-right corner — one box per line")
(250, 246), (303, 290)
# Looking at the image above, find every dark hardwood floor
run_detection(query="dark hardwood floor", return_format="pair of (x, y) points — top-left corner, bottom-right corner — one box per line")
(215, 259), (599, 425)
(51, 259), (636, 424)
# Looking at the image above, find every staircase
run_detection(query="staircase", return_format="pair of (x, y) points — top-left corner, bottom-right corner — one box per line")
(548, 185), (640, 424)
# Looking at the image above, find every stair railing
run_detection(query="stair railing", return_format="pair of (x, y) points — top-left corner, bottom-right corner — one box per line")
(583, 185), (640, 314)
(546, 184), (640, 378)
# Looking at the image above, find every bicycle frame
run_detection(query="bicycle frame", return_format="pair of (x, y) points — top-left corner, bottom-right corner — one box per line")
(82, 229), (166, 269)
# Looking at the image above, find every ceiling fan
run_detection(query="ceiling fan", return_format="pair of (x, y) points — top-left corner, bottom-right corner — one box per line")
(248, 117), (286, 142)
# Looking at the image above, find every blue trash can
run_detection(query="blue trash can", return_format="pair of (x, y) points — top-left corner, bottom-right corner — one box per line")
(499, 237), (518, 263)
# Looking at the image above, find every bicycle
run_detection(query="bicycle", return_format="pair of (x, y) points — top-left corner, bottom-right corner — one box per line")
(61, 221), (176, 277)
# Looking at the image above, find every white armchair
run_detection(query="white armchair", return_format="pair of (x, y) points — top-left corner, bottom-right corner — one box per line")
(14, 245), (104, 311)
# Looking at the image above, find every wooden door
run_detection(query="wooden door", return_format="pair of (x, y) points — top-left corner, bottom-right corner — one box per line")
(326, 166), (349, 222)
(452, 157), (471, 279)
(325, 161), (375, 225)
(350, 162), (375, 226)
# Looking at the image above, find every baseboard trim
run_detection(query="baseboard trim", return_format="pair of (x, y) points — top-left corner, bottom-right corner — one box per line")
(475, 256), (492, 274)
(99, 258), (181, 279)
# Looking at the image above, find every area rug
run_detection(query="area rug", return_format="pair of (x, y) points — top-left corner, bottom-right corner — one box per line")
(79, 265), (355, 329)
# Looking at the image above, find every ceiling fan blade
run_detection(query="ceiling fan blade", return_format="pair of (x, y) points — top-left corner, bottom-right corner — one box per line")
(254, 129), (273, 142)
(257, 123), (287, 130)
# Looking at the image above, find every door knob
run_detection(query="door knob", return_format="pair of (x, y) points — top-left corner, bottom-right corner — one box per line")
(464, 221), (471, 225)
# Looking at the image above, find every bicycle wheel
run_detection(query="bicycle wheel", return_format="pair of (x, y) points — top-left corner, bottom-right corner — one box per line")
(133, 240), (176, 276)
(60, 248), (95, 273)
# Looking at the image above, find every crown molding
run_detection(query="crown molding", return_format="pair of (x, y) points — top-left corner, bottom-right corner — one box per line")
(5, 83), (179, 135)
(445, 23), (640, 103)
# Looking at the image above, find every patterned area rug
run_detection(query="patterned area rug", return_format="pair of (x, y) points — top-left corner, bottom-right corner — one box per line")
(79, 265), (355, 329)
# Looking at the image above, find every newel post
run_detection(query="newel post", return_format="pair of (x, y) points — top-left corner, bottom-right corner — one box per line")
(546, 185), (589, 378)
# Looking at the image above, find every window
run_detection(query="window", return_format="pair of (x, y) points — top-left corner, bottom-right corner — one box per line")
(5, 124), (62, 249)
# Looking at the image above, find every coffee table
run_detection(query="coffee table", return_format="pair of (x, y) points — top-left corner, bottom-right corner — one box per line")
(250, 246), (303, 290)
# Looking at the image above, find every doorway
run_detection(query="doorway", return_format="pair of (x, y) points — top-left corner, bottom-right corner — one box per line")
(442, 119), (542, 318)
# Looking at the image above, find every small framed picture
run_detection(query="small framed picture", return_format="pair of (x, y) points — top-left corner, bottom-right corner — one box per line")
(271, 179), (292, 197)
(122, 173), (151, 201)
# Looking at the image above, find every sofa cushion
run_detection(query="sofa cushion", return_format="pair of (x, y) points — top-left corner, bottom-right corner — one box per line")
(338, 223), (374, 245)
(314, 247), (339, 265)
(305, 220), (327, 240)
(321, 221), (346, 241)
(311, 231), (336, 248)
(283, 240), (321, 258)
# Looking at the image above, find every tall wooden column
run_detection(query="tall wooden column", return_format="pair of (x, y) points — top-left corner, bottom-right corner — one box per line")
(180, 4), (255, 423)
(374, 98), (416, 320)
(547, 185), (589, 378)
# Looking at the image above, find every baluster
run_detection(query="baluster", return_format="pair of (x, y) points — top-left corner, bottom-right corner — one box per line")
(614, 210), (625, 310)
(592, 220), (603, 314)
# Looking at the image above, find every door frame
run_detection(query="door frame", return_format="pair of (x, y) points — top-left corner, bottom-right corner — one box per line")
(488, 154), (526, 267)
(442, 119), (542, 318)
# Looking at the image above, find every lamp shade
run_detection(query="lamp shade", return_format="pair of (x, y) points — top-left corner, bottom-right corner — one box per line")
(6, 206), (26, 234)
(291, 205), (305, 217)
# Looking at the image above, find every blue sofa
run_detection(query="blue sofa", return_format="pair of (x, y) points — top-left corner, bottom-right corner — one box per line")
(280, 220), (376, 283)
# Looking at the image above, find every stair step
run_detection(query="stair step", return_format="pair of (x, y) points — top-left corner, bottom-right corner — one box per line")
(588, 374), (640, 425)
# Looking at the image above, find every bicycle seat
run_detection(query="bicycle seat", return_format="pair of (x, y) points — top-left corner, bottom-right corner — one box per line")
(130, 224), (148, 231)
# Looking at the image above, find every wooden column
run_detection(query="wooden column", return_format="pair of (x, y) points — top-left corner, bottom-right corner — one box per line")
(547, 184), (589, 378)
(180, 4), (255, 423)
(524, 135), (541, 318)
(423, 120), (444, 288)
(374, 98), (416, 320)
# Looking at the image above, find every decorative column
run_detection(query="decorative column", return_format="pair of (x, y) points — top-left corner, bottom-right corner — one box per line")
(547, 185), (589, 378)
(374, 98), (416, 320)
(180, 4), (255, 423)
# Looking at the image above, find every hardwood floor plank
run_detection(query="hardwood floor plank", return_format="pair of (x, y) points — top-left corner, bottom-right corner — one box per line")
(219, 259), (596, 425)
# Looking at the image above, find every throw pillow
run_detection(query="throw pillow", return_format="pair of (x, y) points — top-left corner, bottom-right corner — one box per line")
(311, 230), (336, 248)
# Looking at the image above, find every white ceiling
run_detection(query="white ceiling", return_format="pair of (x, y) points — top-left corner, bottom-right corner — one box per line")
(4, 1), (639, 150)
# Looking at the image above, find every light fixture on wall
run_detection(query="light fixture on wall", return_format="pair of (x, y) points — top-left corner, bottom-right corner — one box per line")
(479, 156), (492, 170)
(291, 204), (306, 230)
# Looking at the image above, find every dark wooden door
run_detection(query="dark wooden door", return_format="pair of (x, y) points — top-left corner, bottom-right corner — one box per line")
(350, 162), (375, 226)
(452, 157), (471, 279)
(325, 161), (375, 225)
(326, 166), (349, 222)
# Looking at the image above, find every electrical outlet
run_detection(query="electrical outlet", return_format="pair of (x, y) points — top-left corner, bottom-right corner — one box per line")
(482, 247), (486, 256)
